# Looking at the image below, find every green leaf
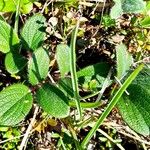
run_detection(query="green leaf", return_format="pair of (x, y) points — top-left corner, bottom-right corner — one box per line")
(28, 47), (50, 85)
(21, 14), (46, 51)
(77, 62), (111, 89)
(0, 20), (19, 53)
(0, 0), (16, 12)
(110, 0), (146, 19)
(70, 20), (82, 120)
(56, 44), (71, 77)
(116, 43), (133, 79)
(36, 83), (70, 118)
(140, 16), (150, 28)
(144, 2), (150, 16)
(58, 78), (74, 98)
(0, 84), (33, 126)
(117, 68), (150, 135)
(81, 64), (144, 148)
(0, 15), (5, 21)
(20, 0), (33, 14)
(5, 52), (27, 74)
(0, 0), (34, 14)
(102, 15), (116, 28)
(122, 0), (146, 14)
(110, 0), (123, 19)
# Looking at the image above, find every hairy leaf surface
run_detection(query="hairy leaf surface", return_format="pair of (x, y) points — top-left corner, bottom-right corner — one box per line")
(117, 68), (150, 135)
(21, 14), (46, 51)
(111, 0), (146, 19)
(122, 0), (146, 13)
(36, 84), (70, 118)
(0, 84), (33, 126)
(5, 52), (27, 74)
(28, 47), (50, 85)
(116, 43), (133, 79)
(0, 20), (19, 53)
(56, 44), (71, 77)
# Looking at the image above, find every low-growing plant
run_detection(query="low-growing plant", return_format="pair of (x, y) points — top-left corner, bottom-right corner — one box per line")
(0, 13), (71, 125)
(0, 0), (150, 149)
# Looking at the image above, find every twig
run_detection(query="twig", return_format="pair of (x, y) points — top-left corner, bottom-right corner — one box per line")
(0, 134), (27, 144)
(98, 129), (125, 150)
(48, 72), (56, 84)
(128, 128), (147, 150)
(90, 0), (101, 16)
(19, 105), (39, 150)
(41, 0), (53, 14)
(114, 76), (129, 95)
(92, 0), (106, 38)
(118, 131), (150, 146)
(103, 122), (150, 146)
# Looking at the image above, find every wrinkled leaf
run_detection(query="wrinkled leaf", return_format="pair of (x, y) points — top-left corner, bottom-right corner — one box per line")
(117, 68), (150, 135)
(5, 52), (27, 74)
(36, 83), (70, 118)
(111, 0), (146, 19)
(0, 20), (19, 53)
(56, 44), (71, 77)
(28, 47), (50, 85)
(21, 14), (46, 51)
(0, 84), (33, 126)
(116, 43), (133, 79)
(77, 62), (111, 89)
(122, 0), (146, 13)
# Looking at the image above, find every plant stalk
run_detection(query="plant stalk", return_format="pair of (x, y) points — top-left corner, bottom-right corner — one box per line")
(14, 0), (21, 33)
(70, 19), (82, 120)
(81, 64), (144, 148)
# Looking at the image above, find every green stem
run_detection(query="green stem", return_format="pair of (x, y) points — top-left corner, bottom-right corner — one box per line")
(60, 137), (67, 150)
(81, 91), (100, 100)
(69, 124), (83, 150)
(14, 0), (21, 33)
(81, 64), (144, 148)
(69, 101), (102, 109)
(70, 20), (82, 120)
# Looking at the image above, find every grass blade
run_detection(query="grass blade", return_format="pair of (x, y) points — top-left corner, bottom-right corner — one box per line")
(81, 64), (144, 148)
(70, 20), (82, 120)
(14, 0), (21, 33)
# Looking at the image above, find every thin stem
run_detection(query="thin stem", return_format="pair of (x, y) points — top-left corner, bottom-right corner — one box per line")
(81, 91), (100, 100)
(20, 105), (39, 150)
(14, 0), (21, 33)
(70, 19), (82, 120)
(68, 124), (82, 150)
(97, 129), (125, 150)
(81, 64), (144, 148)
(69, 101), (102, 109)
(96, 67), (112, 101)
(0, 134), (27, 144)
(60, 137), (67, 150)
